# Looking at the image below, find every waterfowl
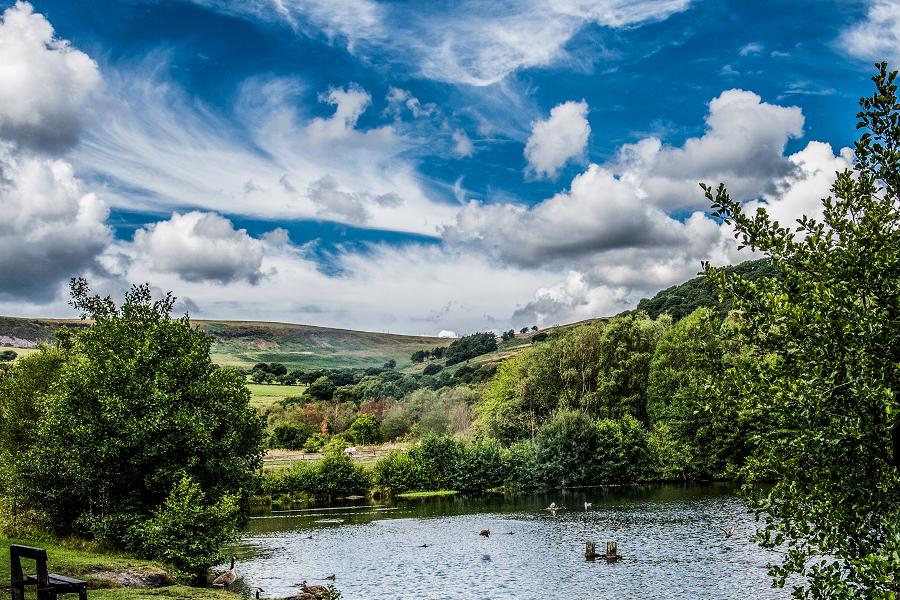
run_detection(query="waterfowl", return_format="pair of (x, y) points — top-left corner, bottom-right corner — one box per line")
(584, 501), (592, 510)
(254, 587), (264, 599)
(212, 555), (237, 589)
(325, 574), (336, 581)
(479, 529), (491, 537)
(301, 580), (330, 596)
(721, 526), (735, 539)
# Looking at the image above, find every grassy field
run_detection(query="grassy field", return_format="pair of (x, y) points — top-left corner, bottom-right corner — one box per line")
(0, 346), (38, 361)
(0, 536), (236, 600)
(246, 382), (307, 408)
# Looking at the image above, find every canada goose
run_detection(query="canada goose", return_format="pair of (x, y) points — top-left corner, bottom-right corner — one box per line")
(722, 526), (735, 539)
(584, 501), (592, 510)
(254, 587), (265, 599)
(211, 555), (237, 589)
(479, 529), (490, 537)
(325, 574), (336, 581)
(301, 580), (329, 596)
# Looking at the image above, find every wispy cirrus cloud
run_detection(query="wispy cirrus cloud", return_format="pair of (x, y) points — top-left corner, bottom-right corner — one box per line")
(190, 0), (692, 86)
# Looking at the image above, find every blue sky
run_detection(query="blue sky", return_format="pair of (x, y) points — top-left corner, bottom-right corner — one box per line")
(0, 0), (896, 334)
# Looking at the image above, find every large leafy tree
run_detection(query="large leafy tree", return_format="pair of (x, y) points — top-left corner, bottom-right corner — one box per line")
(0, 280), (264, 570)
(705, 63), (899, 598)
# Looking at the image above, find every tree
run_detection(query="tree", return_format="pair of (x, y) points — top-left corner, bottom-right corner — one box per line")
(0, 350), (17, 362)
(348, 414), (382, 445)
(0, 279), (264, 575)
(383, 359), (396, 370)
(520, 327), (529, 334)
(411, 350), (427, 363)
(704, 63), (900, 598)
(306, 375), (335, 402)
(531, 325), (538, 332)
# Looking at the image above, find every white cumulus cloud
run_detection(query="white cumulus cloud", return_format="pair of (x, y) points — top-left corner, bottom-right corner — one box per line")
(0, 146), (113, 301)
(524, 100), (590, 179)
(0, 1), (101, 152)
(132, 211), (267, 284)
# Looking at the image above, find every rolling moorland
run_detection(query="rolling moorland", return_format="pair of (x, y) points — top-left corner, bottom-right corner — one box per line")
(0, 258), (771, 373)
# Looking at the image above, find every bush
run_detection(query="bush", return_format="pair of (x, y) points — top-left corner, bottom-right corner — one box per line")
(303, 432), (328, 453)
(134, 475), (240, 583)
(263, 454), (370, 500)
(501, 441), (538, 490)
(269, 423), (314, 450)
(454, 439), (504, 493)
(422, 363), (443, 376)
(306, 376), (335, 402)
(534, 411), (599, 488)
(373, 450), (423, 493)
(347, 414), (382, 445)
(0, 350), (17, 362)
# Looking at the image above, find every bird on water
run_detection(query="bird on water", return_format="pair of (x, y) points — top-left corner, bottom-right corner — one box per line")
(212, 555), (237, 589)
(480, 529), (491, 537)
(722, 526), (735, 539)
(584, 501), (592, 510)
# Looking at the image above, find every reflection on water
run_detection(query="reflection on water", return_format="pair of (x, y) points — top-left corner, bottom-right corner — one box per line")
(234, 484), (787, 599)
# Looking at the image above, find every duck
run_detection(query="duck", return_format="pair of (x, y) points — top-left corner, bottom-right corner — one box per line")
(211, 555), (237, 589)
(325, 574), (336, 581)
(722, 526), (735, 539)
(479, 529), (491, 537)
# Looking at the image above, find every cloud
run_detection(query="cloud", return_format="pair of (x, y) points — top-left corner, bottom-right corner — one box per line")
(192, 0), (692, 86)
(0, 1), (101, 152)
(738, 42), (764, 56)
(437, 330), (458, 338)
(0, 145), (113, 301)
(452, 129), (474, 157)
(613, 89), (804, 209)
(839, 0), (900, 65)
(525, 100), (590, 179)
(73, 71), (459, 235)
(512, 271), (631, 327)
(132, 211), (267, 284)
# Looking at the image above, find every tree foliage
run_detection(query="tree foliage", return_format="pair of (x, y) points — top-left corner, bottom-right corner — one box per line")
(704, 63), (900, 598)
(0, 280), (264, 576)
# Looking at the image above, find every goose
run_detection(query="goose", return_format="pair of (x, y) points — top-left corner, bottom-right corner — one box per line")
(301, 580), (330, 596)
(211, 555), (237, 589)
(584, 501), (592, 510)
(254, 587), (265, 599)
(325, 574), (336, 581)
(479, 529), (491, 537)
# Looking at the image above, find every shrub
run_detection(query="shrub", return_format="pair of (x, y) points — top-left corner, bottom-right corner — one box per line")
(269, 423), (314, 450)
(347, 414), (382, 445)
(263, 454), (369, 500)
(0, 350), (17, 362)
(422, 363), (443, 376)
(501, 441), (538, 490)
(303, 432), (329, 453)
(373, 451), (423, 493)
(455, 439), (504, 493)
(534, 411), (599, 488)
(134, 475), (240, 583)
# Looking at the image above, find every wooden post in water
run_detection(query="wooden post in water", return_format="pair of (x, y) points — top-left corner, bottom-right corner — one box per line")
(585, 540), (597, 560)
(606, 541), (617, 557)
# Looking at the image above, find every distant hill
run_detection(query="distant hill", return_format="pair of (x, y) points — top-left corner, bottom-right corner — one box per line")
(0, 316), (447, 371)
(634, 258), (776, 321)
(0, 259), (775, 370)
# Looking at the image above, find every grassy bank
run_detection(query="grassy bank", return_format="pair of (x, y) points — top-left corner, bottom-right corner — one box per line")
(0, 537), (236, 600)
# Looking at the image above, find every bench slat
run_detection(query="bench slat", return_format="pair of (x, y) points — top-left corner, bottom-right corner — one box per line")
(26, 573), (88, 587)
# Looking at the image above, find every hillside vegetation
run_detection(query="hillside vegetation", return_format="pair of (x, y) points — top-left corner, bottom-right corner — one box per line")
(0, 317), (448, 370)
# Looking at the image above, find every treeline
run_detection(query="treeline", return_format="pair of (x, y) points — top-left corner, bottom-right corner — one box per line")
(475, 308), (751, 481)
(411, 331), (497, 365)
(633, 258), (776, 321)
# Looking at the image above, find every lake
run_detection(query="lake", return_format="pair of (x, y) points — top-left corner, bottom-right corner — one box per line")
(235, 484), (788, 599)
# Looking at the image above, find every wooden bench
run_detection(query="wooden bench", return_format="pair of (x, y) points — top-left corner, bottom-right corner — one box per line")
(10, 544), (88, 600)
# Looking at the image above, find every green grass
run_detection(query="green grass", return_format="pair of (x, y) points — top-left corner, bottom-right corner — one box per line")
(396, 490), (458, 499)
(0, 536), (237, 600)
(246, 382), (306, 408)
(0, 346), (37, 361)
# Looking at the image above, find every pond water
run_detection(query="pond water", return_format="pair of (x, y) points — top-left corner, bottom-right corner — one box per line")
(234, 484), (788, 599)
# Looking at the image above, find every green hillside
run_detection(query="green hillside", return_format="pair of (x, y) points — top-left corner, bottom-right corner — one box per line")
(0, 316), (448, 371)
(633, 258), (776, 321)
